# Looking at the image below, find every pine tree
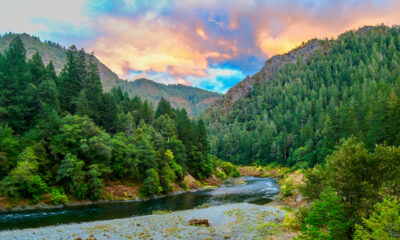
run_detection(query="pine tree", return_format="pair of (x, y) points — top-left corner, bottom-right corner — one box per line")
(58, 45), (86, 114)
(28, 51), (46, 86)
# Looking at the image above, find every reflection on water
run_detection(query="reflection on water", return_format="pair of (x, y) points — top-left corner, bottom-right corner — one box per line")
(0, 177), (279, 230)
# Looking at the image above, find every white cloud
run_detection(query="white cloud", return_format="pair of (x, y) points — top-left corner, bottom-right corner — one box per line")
(0, 0), (89, 37)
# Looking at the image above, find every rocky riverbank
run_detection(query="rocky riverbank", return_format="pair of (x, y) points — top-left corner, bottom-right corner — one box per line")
(0, 203), (287, 240)
(0, 174), (223, 212)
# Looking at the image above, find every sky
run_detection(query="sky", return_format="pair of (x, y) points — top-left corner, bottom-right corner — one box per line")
(1, 0), (400, 93)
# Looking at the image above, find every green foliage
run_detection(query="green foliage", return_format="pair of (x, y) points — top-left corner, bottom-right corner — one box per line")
(216, 170), (227, 180)
(86, 164), (104, 200)
(0, 124), (19, 178)
(49, 188), (68, 205)
(297, 187), (353, 240)
(1, 147), (47, 203)
(0, 34), (215, 204)
(302, 137), (400, 221)
(140, 168), (162, 197)
(56, 154), (87, 199)
(300, 165), (328, 201)
(220, 161), (240, 178)
(354, 196), (400, 240)
(159, 164), (177, 193)
(281, 178), (294, 197)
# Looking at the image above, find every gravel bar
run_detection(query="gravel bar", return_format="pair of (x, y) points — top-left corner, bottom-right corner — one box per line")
(0, 203), (285, 240)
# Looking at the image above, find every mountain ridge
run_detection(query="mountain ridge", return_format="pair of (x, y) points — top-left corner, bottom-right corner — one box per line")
(204, 38), (328, 117)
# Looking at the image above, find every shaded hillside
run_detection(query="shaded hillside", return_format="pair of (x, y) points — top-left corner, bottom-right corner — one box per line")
(0, 33), (221, 116)
(116, 78), (221, 116)
(0, 33), (119, 90)
(202, 25), (400, 166)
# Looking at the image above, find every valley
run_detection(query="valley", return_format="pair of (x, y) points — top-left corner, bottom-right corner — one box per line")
(1, 21), (400, 239)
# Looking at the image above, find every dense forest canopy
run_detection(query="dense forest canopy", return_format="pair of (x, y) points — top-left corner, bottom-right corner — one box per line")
(203, 25), (400, 168)
(0, 36), (215, 202)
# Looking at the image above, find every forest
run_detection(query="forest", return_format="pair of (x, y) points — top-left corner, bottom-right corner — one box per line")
(0, 36), (216, 203)
(202, 25), (400, 239)
(203, 25), (400, 168)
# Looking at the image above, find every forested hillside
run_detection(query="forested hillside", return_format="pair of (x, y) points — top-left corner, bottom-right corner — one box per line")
(0, 33), (221, 116)
(0, 36), (215, 203)
(203, 25), (400, 167)
(115, 78), (221, 117)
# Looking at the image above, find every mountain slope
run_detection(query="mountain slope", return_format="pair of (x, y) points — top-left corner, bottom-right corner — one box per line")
(0, 33), (120, 91)
(205, 39), (325, 116)
(0, 33), (221, 116)
(202, 25), (400, 166)
(115, 78), (221, 116)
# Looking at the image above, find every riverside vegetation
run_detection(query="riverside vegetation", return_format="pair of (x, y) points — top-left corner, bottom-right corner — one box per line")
(0, 36), (238, 208)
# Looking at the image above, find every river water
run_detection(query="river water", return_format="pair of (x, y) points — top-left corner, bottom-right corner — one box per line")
(0, 177), (279, 231)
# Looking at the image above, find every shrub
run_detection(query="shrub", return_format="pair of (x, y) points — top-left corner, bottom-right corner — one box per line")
(24, 175), (47, 203)
(86, 164), (104, 200)
(299, 165), (327, 200)
(216, 170), (227, 180)
(139, 168), (162, 197)
(220, 161), (240, 178)
(297, 187), (353, 240)
(354, 196), (400, 240)
(159, 165), (177, 193)
(3, 147), (47, 203)
(49, 188), (68, 205)
(281, 178), (294, 197)
(56, 154), (87, 199)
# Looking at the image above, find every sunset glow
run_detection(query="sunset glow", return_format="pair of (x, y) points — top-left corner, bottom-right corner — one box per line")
(1, 0), (400, 92)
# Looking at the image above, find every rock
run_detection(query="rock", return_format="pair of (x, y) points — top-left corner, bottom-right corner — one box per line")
(188, 219), (209, 227)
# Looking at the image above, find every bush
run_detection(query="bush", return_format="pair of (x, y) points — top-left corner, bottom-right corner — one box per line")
(24, 175), (47, 203)
(56, 154), (87, 199)
(86, 164), (104, 200)
(216, 170), (227, 180)
(159, 165), (177, 193)
(281, 178), (294, 197)
(297, 187), (353, 240)
(3, 147), (47, 203)
(354, 196), (400, 240)
(49, 188), (68, 205)
(220, 161), (240, 178)
(299, 165), (327, 200)
(139, 168), (162, 197)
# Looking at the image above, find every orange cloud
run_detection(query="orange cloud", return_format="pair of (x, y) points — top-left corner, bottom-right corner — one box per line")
(86, 0), (400, 87)
(89, 16), (231, 80)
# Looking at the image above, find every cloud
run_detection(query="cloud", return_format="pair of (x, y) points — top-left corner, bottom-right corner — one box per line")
(0, 0), (91, 45)
(2, 0), (400, 93)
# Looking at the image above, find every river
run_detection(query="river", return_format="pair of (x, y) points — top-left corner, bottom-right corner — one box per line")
(0, 177), (279, 231)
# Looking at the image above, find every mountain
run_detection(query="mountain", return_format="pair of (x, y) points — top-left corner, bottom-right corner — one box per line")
(202, 25), (400, 166)
(115, 78), (221, 116)
(0, 33), (221, 116)
(205, 39), (325, 116)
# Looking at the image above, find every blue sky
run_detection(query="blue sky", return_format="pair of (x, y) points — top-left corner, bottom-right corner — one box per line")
(0, 0), (399, 93)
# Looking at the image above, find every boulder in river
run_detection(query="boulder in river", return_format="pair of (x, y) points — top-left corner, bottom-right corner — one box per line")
(188, 218), (209, 227)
